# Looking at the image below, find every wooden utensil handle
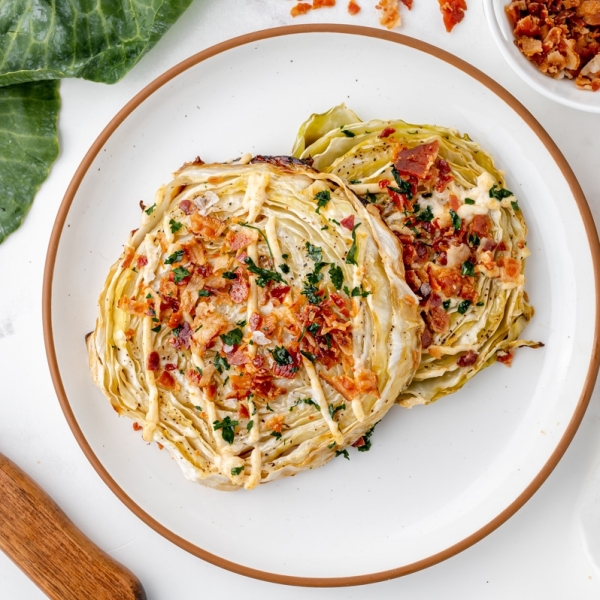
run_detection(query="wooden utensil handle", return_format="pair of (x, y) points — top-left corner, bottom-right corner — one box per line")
(0, 453), (146, 600)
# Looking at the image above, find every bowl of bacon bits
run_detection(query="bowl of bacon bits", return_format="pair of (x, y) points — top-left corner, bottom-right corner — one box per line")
(484, 0), (600, 113)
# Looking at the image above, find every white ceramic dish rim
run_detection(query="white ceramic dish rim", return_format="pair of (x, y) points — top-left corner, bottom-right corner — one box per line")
(42, 25), (600, 586)
(483, 0), (600, 113)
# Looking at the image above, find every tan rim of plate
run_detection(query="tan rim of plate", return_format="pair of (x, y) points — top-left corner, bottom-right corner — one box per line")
(42, 24), (600, 587)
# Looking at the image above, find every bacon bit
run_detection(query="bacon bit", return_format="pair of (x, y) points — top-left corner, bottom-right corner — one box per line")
(164, 363), (177, 371)
(265, 414), (286, 433)
(117, 296), (149, 317)
(457, 350), (478, 368)
(177, 156), (204, 172)
(270, 286), (290, 303)
(340, 214), (355, 230)
(124, 328), (135, 341)
(352, 436), (366, 448)
(230, 272), (250, 304)
(273, 363), (299, 379)
(379, 179), (391, 189)
(133, 422), (142, 431)
(405, 270), (422, 294)
(261, 314), (278, 336)
(348, 0), (361, 15)
(401, 0), (412, 6)
(314, 0), (335, 7)
(228, 350), (249, 366)
(330, 293), (350, 317)
(205, 383), (217, 401)
(157, 443), (164, 450)
(186, 365), (215, 388)
(376, 0), (401, 29)
(252, 355), (265, 368)
(226, 229), (257, 251)
(428, 306), (450, 334)
(439, 0), (467, 32)
(378, 126), (396, 138)
(460, 280), (478, 302)
(189, 213), (226, 239)
(172, 321), (193, 350)
(203, 275), (229, 291)
(121, 247), (135, 268)
(497, 351), (514, 366)
(238, 403), (250, 419)
(249, 312), (262, 331)
(291, 2), (312, 16)
(159, 278), (179, 299)
(496, 240), (508, 252)
(500, 257), (521, 282)
(179, 200), (195, 215)
(428, 264), (464, 298)
(167, 311), (182, 329)
(192, 309), (228, 353)
(421, 327), (434, 349)
(393, 141), (440, 179)
(156, 370), (179, 390)
(449, 194), (460, 212)
(322, 369), (379, 401)
(434, 158), (453, 192)
(136, 255), (148, 269)
(182, 238), (206, 266)
(470, 214), (492, 238)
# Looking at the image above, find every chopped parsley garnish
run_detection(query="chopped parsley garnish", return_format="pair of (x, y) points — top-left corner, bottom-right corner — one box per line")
(328, 441), (337, 449)
(461, 260), (475, 277)
(357, 422), (378, 452)
(391, 166), (413, 199)
(340, 128), (355, 137)
(476, 301), (484, 306)
(348, 285), (372, 298)
(321, 225), (328, 231)
(236, 319), (247, 327)
(363, 191), (378, 204)
(298, 397), (321, 410)
(266, 403), (273, 412)
(169, 219), (182, 234)
(198, 289), (211, 297)
(172, 324), (183, 337)
(417, 206), (434, 222)
(449, 209), (461, 231)
(270, 431), (282, 440)
(329, 264), (344, 290)
(305, 242), (323, 262)
(231, 466), (244, 476)
(412, 203), (420, 214)
(240, 222), (275, 264)
(349, 179), (361, 184)
(457, 299), (472, 314)
(194, 405), (202, 411)
(468, 233), (480, 247)
(151, 325), (161, 333)
(307, 323), (320, 334)
(146, 293), (152, 299)
(443, 299), (451, 311)
(464, 197), (475, 205)
(164, 249), (184, 264)
(172, 266), (190, 283)
(345, 223), (361, 266)
(220, 328), (243, 347)
(195, 366), (203, 376)
(279, 263), (290, 274)
(221, 270), (238, 280)
(489, 185), (513, 201)
(213, 416), (238, 444)
(511, 200), (520, 211)
(325, 333), (332, 348)
(244, 256), (285, 287)
(269, 345), (294, 366)
(421, 192), (433, 198)
(247, 420), (254, 431)
(300, 350), (316, 363)
(306, 261), (327, 286)
(144, 203), (156, 215)
(213, 353), (230, 373)
(335, 449), (350, 460)
(302, 282), (321, 305)
(329, 403), (346, 419)
(314, 190), (331, 214)
(282, 253), (289, 259)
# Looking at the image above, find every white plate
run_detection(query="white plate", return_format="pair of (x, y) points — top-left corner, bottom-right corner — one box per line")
(484, 0), (600, 113)
(44, 26), (600, 585)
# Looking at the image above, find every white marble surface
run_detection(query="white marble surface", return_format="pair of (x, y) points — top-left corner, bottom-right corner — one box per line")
(1, 1), (600, 598)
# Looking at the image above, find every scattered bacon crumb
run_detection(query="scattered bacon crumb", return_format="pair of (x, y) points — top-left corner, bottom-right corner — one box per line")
(133, 422), (142, 431)
(457, 350), (478, 367)
(379, 127), (396, 138)
(156, 370), (179, 391)
(238, 403), (250, 419)
(314, 0), (335, 7)
(352, 436), (366, 447)
(497, 351), (514, 366)
(147, 351), (160, 371)
(121, 247), (135, 269)
(438, 0), (467, 32)
(348, 0), (361, 15)
(340, 215), (355, 230)
(291, 2), (312, 16)
(376, 0), (401, 29)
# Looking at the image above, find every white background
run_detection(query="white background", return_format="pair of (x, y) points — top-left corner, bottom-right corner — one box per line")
(1, 1), (600, 598)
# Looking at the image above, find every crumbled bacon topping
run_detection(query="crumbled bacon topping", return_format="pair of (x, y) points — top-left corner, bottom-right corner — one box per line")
(438, 0), (467, 32)
(506, 0), (600, 91)
(393, 141), (440, 179)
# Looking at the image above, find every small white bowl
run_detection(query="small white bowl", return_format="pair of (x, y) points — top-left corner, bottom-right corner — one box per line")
(483, 0), (600, 113)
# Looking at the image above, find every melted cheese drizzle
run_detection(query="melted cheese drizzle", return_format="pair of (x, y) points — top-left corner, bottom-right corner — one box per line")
(240, 171), (270, 485)
(302, 356), (343, 445)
